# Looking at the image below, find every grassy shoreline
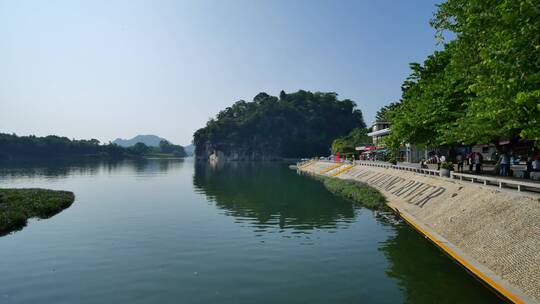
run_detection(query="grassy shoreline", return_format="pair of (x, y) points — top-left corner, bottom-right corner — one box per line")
(316, 176), (387, 209)
(0, 188), (75, 236)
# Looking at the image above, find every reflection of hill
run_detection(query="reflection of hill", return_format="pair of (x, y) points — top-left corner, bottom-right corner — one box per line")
(130, 158), (185, 174)
(379, 223), (503, 304)
(0, 159), (107, 179)
(193, 162), (357, 230)
(0, 158), (185, 180)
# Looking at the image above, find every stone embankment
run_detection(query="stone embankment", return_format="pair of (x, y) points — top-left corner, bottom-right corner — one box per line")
(299, 160), (540, 304)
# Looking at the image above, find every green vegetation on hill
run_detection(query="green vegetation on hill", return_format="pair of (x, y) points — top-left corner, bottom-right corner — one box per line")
(382, 0), (540, 150)
(331, 127), (371, 155)
(193, 90), (365, 160)
(0, 133), (186, 160)
(128, 140), (187, 157)
(0, 188), (75, 235)
(0, 133), (128, 160)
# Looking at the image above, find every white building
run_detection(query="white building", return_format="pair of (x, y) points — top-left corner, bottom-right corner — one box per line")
(367, 122), (390, 146)
(366, 121), (426, 163)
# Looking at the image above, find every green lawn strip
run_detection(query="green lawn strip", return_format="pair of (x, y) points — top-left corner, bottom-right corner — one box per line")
(0, 188), (75, 236)
(317, 176), (387, 209)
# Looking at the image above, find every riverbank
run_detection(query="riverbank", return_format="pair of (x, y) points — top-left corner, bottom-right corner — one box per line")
(300, 161), (540, 304)
(0, 188), (75, 236)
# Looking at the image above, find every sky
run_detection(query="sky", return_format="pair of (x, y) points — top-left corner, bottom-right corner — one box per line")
(0, 0), (442, 146)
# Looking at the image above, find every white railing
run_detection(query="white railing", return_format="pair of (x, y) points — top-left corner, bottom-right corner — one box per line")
(354, 161), (440, 176)
(311, 160), (540, 195)
(450, 172), (540, 193)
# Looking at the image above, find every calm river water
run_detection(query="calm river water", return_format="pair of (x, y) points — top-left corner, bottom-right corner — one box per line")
(0, 159), (502, 303)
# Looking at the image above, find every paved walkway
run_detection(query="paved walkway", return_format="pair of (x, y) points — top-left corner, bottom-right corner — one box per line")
(354, 160), (540, 195)
(397, 161), (540, 185)
(303, 161), (540, 303)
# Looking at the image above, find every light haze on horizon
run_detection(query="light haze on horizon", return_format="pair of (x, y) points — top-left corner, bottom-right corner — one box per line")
(0, 0), (441, 145)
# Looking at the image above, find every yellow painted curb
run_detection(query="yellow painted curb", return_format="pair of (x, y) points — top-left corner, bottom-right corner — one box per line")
(388, 204), (527, 304)
(299, 159), (315, 169)
(319, 163), (342, 174)
(331, 164), (354, 177)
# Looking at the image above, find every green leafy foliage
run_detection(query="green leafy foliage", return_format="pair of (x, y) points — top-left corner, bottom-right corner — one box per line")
(375, 102), (400, 123)
(0, 188), (75, 235)
(0, 134), (187, 160)
(384, 0), (540, 149)
(193, 90), (365, 159)
(128, 142), (151, 155)
(0, 133), (129, 160)
(331, 128), (371, 154)
(156, 140), (187, 157)
(441, 161), (454, 171)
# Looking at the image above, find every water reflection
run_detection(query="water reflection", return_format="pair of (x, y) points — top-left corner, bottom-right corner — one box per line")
(0, 159), (505, 303)
(0, 158), (185, 181)
(193, 161), (357, 231)
(378, 221), (503, 303)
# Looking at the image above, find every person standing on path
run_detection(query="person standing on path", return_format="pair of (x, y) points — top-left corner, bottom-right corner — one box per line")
(532, 156), (540, 172)
(526, 155), (533, 173)
(420, 158), (428, 169)
(499, 152), (510, 176)
(474, 152), (483, 174)
(456, 153), (464, 172)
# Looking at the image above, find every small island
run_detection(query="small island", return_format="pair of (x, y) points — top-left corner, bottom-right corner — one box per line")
(0, 188), (75, 236)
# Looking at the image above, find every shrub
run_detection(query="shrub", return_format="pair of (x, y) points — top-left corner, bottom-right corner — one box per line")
(441, 161), (454, 171)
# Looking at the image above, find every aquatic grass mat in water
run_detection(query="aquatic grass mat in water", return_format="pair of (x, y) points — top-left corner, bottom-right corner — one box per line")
(0, 188), (75, 236)
(317, 176), (387, 209)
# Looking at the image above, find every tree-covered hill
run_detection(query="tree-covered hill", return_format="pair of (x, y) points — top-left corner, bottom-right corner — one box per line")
(193, 90), (365, 160)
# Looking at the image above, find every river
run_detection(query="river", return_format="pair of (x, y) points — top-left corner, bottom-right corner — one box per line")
(0, 158), (502, 303)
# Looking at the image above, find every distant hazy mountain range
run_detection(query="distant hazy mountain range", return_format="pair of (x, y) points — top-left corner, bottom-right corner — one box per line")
(112, 135), (194, 156)
(113, 135), (167, 147)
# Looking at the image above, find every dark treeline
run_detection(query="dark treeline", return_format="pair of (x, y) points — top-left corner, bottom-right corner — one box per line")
(134, 140), (187, 157)
(0, 133), (126, 160)
(193, 90), (365, 160)
(0, 133), (186, 160)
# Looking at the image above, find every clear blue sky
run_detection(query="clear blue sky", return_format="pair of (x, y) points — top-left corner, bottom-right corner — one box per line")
(0, 0), (441, 146)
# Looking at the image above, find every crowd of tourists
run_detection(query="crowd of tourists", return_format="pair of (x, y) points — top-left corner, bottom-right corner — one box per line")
(337, 146), (540, 180)
(494, 152), (540, 176)
(422, 150), (540, 178)
(452, 152), (484, 174)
